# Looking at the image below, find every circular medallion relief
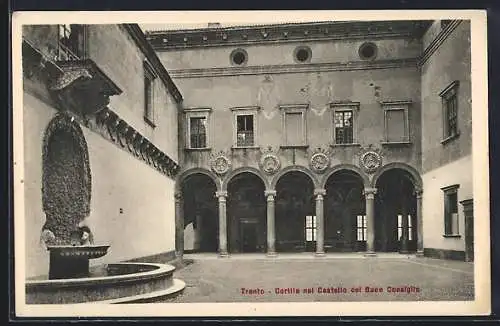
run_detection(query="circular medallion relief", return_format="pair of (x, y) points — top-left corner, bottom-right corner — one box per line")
(260, 153), (281, 175)
(211, 155), (231, 175)
(360, 151), (382, 173)
(310, 152), (330, 173)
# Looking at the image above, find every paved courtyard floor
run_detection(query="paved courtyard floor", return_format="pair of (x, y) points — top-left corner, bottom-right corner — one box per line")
(162, 253), (474, 302)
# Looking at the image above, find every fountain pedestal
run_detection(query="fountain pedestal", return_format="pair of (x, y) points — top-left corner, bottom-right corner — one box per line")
(47, 245), (110, 279)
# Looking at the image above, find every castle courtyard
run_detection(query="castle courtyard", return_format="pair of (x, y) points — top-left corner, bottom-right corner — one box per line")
(161, 254), (474, 302)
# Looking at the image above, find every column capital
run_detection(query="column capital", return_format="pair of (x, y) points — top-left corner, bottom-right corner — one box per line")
(174, 192), (183, 201)
(363, 187), (377, 196)
(215, 190), (228, 198)
(265, 190), (277, 198)
(414, 188), (423, 198)
(314, 188), (326, 197)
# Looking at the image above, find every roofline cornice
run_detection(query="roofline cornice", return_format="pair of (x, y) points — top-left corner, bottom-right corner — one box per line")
(146, 20), (433, 51)
(122, 24), (183, 103)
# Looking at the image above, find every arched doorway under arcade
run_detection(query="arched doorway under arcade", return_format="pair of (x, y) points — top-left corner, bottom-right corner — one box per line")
(180, 173), (218, 253)
(226, 172), (267, 253)
(275, 171), (315, 252)
(374, 168), (418, 253)
(324, 170), (366, 252)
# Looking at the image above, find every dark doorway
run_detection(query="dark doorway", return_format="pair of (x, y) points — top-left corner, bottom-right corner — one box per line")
(181, 174), (218, 252)
(324, 170), (365, 252)
(227, 173), (266, 253)
(275, 171), (315, 252)
(240, 220), (259, 252)
(375, 169), (417, 253)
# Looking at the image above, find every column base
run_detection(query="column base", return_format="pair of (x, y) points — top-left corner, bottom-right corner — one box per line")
(218, 251), (229, 258)
(363, 251), (377, 257)
(315, 251), (326, 257)
(266, 251), (277, 257)
(416, 250), (424, 257)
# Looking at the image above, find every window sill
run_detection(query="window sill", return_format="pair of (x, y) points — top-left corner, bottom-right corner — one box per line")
(442, 234), (461, 238)
(441, 132), (460, 145)
(381, 141), (412, 146)
(231, 146), (260, 150)
(330, 143), (361, 148)
(144, 116), (156, 128)
(280, 145), (309, 149)
(185, 147), (212, 152)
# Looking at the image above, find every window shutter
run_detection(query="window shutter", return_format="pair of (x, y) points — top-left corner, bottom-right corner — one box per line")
(285, 112), (303, 145)
(386, 110), (406, 142)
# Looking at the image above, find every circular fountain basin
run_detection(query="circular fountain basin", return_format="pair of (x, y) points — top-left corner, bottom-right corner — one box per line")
(26, 262), (185, 304)
(47, 245), (110, 259)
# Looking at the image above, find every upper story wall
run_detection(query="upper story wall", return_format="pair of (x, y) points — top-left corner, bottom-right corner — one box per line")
(87, 24), (180, 162)
(156, 38), (422, 71)
(420, 20), (471, 173)
(22, 24), (182, 163)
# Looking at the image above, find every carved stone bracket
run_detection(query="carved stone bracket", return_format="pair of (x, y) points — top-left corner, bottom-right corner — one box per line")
(95, 108), (180, 178)
(358, 145), (383, 174)
(259, 146), (281, 175)
(210, 150), (232, 176)
(309, 147), (330, 174)
(48, 59), (122, 116)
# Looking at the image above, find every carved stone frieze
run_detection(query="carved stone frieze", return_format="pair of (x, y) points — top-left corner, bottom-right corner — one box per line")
(359, 145), (383, 174)
(259, 146), (281, 175)
(309, 147), (330, 174)
(210, 150), (232, 176)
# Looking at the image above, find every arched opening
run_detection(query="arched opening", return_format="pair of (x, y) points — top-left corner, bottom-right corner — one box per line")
(324, 170), (365, 252)
(275, 171), (315, 252)
(42, 127), (90, 244)
(181, 174), (218, 252)
(227, 172), (266, 253)
(375, 169), (417, 253)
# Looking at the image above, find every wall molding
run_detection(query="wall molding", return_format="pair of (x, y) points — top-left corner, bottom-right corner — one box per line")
(168, 58), (419, 78)
(418, 20), (463, 67)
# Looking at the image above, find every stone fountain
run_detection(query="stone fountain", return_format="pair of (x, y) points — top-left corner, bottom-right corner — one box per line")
(26, 226), (185, 304)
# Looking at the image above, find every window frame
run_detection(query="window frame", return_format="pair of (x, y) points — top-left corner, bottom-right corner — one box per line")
(305, 215), (317, 242)
(230, 106), (260, 149)
(441, 184), (461, 237)
(185, 108), (212, 150)
(397, 214), (413, 241)
(57, 24), (87, 60)
(279, 104), (309, 148)
(356, 214), (367, 241)
(439, 80), (460, 144)
(143, 59), (157, 128)
(380, 100), (411, 145)
(330, 102), (360, 147)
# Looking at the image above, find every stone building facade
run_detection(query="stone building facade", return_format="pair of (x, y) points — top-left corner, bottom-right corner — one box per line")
(22, 24), (182, 278)
(146, 20), (473, 260)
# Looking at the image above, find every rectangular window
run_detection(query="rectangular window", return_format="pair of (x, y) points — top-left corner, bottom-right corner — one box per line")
(440, 81), (460, 141)
(386, 109), (406, 142)
(334, 110), (354, 144)
(443, 185), (460, 235)
(189, 117), (207, 149)
(444, 191), (459, 235)
(305, 215), (317, 242)
(397, 214), (413, 241)
(285, 112), (304, 145)
(356, 215), (367, 241)
(236, 114), (254, 147)
(58, 24), (85, 60)
(144, 60), (156, 126)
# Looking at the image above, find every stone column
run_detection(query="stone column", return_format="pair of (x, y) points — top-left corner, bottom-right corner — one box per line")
(174, 192), (184, 259)
(400, 199), (409, 254)
(315, 188), (326, 256)
(460, 199), (474, 262)
(216, 190), (228, 257)
(415, 189), (424, 256)
(363, 187), (377, 256)
(265, 190), (277, 257)
(193, 214), (202, 251)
